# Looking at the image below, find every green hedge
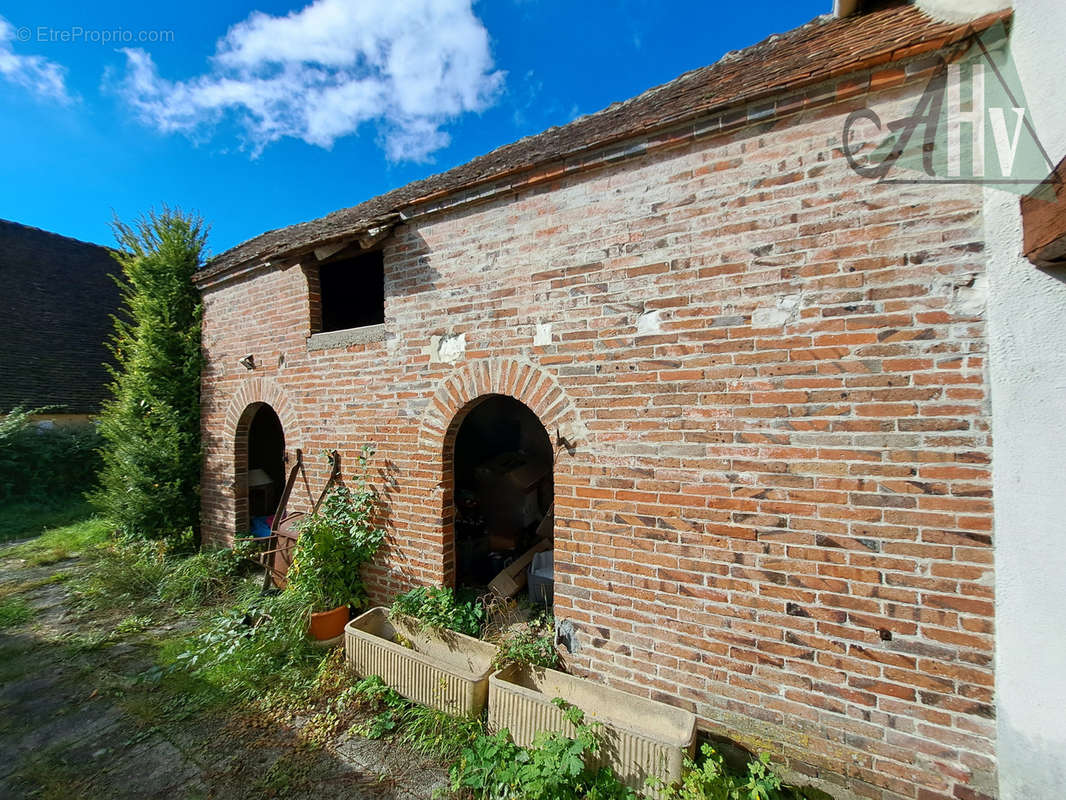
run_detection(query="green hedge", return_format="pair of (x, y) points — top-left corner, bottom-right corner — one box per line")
(0, 406), (101, 501)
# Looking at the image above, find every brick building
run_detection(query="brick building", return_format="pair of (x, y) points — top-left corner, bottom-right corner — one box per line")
(193, 4), (1042, 799)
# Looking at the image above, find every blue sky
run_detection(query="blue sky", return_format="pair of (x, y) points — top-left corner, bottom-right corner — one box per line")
(0, 0), (826, 256)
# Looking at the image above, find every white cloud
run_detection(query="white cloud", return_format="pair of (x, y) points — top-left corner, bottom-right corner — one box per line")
(0, 17), (72, 103)
(114, 0), (504, 161)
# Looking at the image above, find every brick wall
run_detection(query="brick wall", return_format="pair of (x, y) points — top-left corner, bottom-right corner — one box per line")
(199, 73), (995, 800)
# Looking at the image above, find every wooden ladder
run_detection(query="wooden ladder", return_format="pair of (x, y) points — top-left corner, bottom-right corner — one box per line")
(239, 449), (340, 590)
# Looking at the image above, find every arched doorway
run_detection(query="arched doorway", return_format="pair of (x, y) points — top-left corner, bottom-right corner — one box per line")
(240, 403), (286, 536)
(451, 395), (554, 597)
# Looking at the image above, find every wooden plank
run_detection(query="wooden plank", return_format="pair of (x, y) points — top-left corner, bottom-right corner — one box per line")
(1021, 156), (1066, 267)
(314, 240), (349, 261)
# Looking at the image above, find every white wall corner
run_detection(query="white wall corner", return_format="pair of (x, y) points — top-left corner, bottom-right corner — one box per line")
(914, 0), (1012, 24)
(981, 4), (1066, 796)
(833, 0), (861, 18)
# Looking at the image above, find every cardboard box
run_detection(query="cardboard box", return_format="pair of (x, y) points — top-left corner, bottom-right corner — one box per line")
(488, 537), (552, 597)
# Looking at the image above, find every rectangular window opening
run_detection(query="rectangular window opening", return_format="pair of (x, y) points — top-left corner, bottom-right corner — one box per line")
(317, 249), (385, 333)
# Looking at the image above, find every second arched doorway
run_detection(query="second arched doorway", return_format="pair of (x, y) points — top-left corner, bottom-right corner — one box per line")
(450, 394), (554, 594)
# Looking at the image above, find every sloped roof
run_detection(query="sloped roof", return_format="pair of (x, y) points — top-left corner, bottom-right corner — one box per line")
(0, 219), (121, 415)
(199, 1), (1011, 284)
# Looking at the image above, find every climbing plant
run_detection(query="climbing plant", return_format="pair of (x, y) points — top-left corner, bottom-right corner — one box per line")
(287, 446), (386, 612)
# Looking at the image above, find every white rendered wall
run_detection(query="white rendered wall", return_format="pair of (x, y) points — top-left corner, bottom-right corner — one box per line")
(915, 0), (1011, 23)
(979, 0), (1066, 797)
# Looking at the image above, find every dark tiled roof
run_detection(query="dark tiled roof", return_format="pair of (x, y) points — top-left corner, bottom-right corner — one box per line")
(0, 219), (121, 415)
(199, 2), (1011, 283)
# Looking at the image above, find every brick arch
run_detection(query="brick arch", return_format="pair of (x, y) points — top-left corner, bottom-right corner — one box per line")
(225, 377), (303, 448)
(417, 358), (585, 453)
(224, 377), (305, 538)
(417, 358), (585, 586)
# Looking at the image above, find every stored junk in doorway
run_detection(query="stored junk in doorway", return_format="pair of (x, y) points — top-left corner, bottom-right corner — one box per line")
(452, 396), (554, 596)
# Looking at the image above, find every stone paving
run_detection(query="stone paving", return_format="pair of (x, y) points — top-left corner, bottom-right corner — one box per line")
(0, 546), (449, 800)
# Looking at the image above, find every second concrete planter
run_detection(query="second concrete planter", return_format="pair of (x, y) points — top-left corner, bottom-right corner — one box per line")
(344, 607), (497, 716)
(488, 663), (697, 797)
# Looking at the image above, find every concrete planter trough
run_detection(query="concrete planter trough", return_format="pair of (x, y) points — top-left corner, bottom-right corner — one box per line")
(488, 664), (697, 796)
(344, 607), (497, 716)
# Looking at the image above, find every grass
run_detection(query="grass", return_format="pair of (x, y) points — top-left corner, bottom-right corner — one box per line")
(0, 497), (97, 544)
(8, 745), (89, 800)
(0, 515), (111, 566)
(0, 502), (436, 800)
(0, 496), (333, 716)
(56, 530), (337, 717)
(398, 704), (484, 761)
(0, 571), (71, 602)
(0, 638), (36, 683)
(348, 674), (485, 763)
(0, 596), (32, 627)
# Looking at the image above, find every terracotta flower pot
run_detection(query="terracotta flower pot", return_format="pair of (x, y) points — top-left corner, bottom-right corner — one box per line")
(309, 605), (350, 641)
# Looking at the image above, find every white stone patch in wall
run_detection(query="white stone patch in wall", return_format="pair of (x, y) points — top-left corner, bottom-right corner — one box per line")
(948, 274), (988, 318)
(534, 323), (553, 347)
(752, 294), (801, 328)
(429, 333), (466, 364)
(636, 309), (663, 335)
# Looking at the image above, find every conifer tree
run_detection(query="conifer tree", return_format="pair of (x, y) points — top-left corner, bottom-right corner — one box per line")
(92, 208), (207, 544)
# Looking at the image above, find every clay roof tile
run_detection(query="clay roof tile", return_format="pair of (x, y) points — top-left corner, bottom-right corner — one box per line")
(197, 2), (1011, 284)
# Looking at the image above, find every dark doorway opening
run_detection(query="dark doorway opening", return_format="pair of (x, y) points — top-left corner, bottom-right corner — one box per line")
(453, 395), (554, 600)
(246, 404), (285, 535)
